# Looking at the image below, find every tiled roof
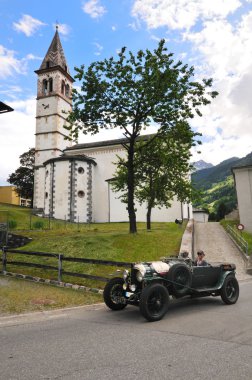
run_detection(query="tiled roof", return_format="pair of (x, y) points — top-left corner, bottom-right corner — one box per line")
(65, 134), (155, 151)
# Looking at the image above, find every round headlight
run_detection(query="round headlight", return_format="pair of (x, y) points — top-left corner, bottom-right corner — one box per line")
(136, 271), (143, 282)
(123, 270), (129, 280)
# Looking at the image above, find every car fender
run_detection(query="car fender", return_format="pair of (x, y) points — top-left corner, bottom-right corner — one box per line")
(217, 270), (236, 289)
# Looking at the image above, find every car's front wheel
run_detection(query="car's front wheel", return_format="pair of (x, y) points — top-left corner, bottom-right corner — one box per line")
(103, 277), (127, 311)
(140, 283), (169, 322)
(220, 275), (239, 305)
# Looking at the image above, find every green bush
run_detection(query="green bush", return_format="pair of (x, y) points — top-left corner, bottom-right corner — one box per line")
(32, 221), (44, 229)
(8, 220), (17, 229)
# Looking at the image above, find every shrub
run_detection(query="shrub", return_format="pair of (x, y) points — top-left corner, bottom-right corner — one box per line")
(8, 220), (17, 229)
(33, 221), (44, 229)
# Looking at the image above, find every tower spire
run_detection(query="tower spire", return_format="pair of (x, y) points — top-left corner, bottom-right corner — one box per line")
(39, 28), (69, 73)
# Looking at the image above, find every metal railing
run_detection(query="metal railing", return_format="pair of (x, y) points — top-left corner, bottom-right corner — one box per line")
(226, 225), (248, 256)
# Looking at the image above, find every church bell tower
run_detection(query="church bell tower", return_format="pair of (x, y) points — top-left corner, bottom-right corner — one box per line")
(33, 27), (74, 210)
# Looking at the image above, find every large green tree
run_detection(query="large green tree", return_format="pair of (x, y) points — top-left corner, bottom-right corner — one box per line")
(7, 148), (35, 204)
(112, 122), (198, 230)
(66, 39), (218, 233)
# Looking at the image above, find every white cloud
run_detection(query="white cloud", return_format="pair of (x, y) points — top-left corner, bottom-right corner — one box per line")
(82, 0), (106, 19)
(130, 1), (252, 164)
(53, 23), (71, 36)
(0, 98), (35, 185)
(132, 0), (241, 30)
(13, 14), (46, 37)
(0, 45), (26, 78)
(112, 25), (117, 31)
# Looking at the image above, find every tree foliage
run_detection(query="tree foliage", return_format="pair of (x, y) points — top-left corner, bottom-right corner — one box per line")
(7, 148), (35, 203)
(66, 39), (218, 233)
(112, 123), (199, 229)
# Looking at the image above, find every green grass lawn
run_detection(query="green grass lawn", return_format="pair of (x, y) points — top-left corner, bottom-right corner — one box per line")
(220, 219), (252, 254)
(0, 276), (102, 316)
(1, 203), (186, 290)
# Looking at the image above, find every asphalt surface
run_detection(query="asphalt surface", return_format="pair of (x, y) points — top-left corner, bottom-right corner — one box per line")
(194, 222), (251, 281)
(1, 279), (252, 380)
(1, 221), (252, 379)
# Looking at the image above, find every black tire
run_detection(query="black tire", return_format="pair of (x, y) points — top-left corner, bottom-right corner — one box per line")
(103, 277), (127, 311)
(169, 263), (192, 297)
(220, 275), (239, 305)
(139, 283), (169, 322)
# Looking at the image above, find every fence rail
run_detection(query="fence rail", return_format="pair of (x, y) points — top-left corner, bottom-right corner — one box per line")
(226, 225), (249, 256)
(1, 248), (131, 283)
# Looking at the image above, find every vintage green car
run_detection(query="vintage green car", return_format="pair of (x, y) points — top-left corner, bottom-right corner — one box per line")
(103, 258), (239, 322)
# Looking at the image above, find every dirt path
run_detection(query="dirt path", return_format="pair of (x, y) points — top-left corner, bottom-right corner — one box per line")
(194, 222), (251, 281)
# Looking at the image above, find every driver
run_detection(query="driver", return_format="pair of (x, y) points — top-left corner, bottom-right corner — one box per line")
(194, 250), (208, 266)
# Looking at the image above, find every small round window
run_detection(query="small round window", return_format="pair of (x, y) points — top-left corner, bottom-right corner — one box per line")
(78, 190), (85, 198)
(78, 167), (85, 174)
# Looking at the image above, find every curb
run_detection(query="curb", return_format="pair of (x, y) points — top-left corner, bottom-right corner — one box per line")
(1, 271), (104, 295)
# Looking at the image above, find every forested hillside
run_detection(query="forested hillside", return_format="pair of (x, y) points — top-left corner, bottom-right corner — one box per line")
(192, 152), (252, 219)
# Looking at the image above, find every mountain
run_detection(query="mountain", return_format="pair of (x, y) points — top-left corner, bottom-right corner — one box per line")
(191, 152), (252, 215)
(193, 160), (213, 171)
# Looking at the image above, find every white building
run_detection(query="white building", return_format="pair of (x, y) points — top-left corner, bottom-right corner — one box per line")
(33, 29), (192, 223)
(232, 165), (252, 233)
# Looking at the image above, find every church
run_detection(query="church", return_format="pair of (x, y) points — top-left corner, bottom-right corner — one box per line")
(33, 28), (192, 223)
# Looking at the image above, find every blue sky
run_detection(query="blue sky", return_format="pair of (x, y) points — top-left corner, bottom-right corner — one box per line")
(1, 0), (252, 185)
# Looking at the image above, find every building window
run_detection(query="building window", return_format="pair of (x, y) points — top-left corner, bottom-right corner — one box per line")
(45, 192), (48, 199)
(43, 79), (48, 95)
(78, 167), (84, 174)
(78, 190), (85, 198)
(49, 78), (53, 93)
(46, 61), (50, 68)
(65, 84), (70, 97)
(61, 80), (65, 95)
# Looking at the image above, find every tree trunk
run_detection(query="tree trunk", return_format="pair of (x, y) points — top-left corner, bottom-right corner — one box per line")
(127, 139), (137, 233)
(146, 204), (152, 230)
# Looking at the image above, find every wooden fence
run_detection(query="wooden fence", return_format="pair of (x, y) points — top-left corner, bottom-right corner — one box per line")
(1, 247), (131, 283)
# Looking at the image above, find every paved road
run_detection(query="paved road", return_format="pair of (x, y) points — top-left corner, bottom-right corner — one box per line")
(194, 222), (251, 281)
(1, 280), (252, 380)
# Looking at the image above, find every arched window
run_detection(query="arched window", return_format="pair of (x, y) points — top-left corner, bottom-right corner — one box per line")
(61, 80), (65, 95)
(43, 79), (48, 95)
(65, 84), (70, 97)
(49, 78), (53, 93)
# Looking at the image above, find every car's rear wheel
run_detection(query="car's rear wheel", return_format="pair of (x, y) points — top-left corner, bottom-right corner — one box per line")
(220, 275), (239, 305)
(103, 277), (127, 310)
(140, 283), (169, 322)
(169, 264), (192, 297)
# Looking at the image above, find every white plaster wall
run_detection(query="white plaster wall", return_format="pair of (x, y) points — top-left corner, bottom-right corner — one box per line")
(52, 161), (70, 220)
(193, 212), (209, 223)
(109, 188), (186, 223)
(82, 145), (126, 223)
(44, 165), (51, 216)
(33, 167), (45, 209)
(67, 144), (192, 223)
(234, 167), (252, 233)
(75, 161), (89, 223)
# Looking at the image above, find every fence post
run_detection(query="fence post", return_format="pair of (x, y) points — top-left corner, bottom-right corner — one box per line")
(2, 247), (7, 272)
(58, 254), (63, 282)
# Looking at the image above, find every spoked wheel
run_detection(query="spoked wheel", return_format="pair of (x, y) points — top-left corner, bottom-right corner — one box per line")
(140, 283), (169, 322)
(103, 277), (127, 311)
(169, 264), (192, 297)
(220, 275), (239, 305)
